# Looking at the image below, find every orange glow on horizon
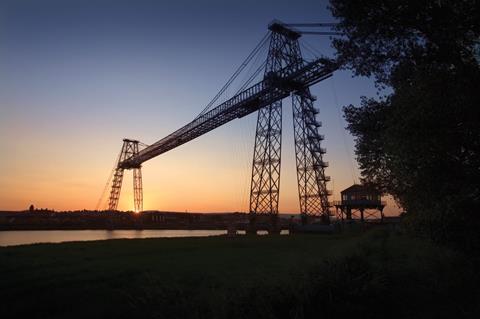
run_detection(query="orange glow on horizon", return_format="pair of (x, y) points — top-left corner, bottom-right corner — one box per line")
(0, 136), (401, 216)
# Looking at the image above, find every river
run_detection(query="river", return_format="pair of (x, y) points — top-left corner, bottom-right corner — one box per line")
(0, 229), (231, 247)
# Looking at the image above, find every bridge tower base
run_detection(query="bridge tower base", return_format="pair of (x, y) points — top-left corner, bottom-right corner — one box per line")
(108, 139), (143, 212)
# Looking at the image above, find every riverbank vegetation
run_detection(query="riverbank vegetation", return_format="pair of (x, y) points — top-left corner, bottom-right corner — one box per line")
(1, 229), (478, 318)
(330, 0), (480, 250)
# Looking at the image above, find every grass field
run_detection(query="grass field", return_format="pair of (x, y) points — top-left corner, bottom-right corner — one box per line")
(0, 229), (478, 319)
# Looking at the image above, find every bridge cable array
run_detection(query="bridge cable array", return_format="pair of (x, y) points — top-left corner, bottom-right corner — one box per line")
(195, 32), (271, 119)
(95, 147), (125, 210)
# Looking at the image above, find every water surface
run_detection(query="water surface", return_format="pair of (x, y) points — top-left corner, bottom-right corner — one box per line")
(0, 229), (227, 247)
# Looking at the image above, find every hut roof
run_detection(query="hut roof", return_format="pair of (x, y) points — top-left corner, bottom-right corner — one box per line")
(340, 184), (380, 194)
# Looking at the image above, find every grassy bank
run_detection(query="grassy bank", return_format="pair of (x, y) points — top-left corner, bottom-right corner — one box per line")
(0, 229), (478, 318)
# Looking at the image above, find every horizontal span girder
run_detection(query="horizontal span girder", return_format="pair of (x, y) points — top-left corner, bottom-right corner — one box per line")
(120, 58), (337, 169)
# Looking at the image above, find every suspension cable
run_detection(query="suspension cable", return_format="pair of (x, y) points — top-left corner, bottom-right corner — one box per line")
(303, 38), (323, 56)
(138, 141), (149, 149)
(286, 23), (338, 27)
(95, 168), (115, 211)
(300, 42), (320, 61)
(233, 37), (270, 94)
(331, 76), (358, 184)
(300, 31), (342, 36)
(195, 32), (271, 119)
(95, 148), (123, 211)
(235, 60), (267, 95)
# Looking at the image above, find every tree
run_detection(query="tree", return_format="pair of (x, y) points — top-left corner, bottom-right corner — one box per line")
(329, 0), (480, 249)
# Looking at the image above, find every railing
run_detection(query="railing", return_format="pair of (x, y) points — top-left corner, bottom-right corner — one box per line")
(332, 200), (387, 206)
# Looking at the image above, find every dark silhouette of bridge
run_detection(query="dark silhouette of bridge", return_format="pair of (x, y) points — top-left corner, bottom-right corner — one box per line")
(103, 21), (339, 232)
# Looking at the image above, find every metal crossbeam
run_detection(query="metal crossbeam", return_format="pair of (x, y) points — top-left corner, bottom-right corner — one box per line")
(119, 58), (336, 169)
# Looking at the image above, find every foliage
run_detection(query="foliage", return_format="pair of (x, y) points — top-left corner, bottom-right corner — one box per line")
(329, 0), (480, 249)
(329, 0), (480, 85)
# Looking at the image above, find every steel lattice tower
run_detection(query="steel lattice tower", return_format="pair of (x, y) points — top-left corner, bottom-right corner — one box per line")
(292, 91), (331, 223)
(108, 139), (143, 212)
(249, 23), (330, 226)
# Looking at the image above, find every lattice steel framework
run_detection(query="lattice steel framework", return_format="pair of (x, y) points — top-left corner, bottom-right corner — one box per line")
(249, 23), (331, 222)
(292, 91), (330, 220)
(108, 139), (143, 212)
(250, 27), (298, 216)
(105, 22), (337, 218)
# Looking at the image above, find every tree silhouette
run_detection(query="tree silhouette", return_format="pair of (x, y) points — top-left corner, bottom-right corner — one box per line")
(329, 0), (480, 249)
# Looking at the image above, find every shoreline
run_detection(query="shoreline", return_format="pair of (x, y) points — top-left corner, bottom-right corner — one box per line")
(0, 225), (230, 231)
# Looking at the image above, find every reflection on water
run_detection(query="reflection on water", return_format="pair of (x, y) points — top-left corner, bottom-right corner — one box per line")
(236, 230), (289, 235)
(0, 230), (227, 247)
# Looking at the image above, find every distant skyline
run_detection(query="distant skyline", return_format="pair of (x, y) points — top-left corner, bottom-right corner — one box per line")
(0, 0), (400, 215)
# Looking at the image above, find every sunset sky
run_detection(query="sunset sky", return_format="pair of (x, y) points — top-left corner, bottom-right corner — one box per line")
(0, 0), (400, 215)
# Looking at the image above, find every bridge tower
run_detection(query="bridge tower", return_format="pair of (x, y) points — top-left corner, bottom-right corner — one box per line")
(108, 139), (143, 212)
(249, 22), (331, 231)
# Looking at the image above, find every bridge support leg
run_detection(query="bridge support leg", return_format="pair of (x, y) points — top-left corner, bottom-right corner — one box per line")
(292, 91), (331, 223)
(108, 139), (142, 211)
(133, 167), (143, 213)
(249, 100), (282, 223)
(108, 167), (125, 211)
(248, 100), (282, 233)
(249, 101), (282, 215)
(247, 213), (257, 235)
(268, 214), (280, 235)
